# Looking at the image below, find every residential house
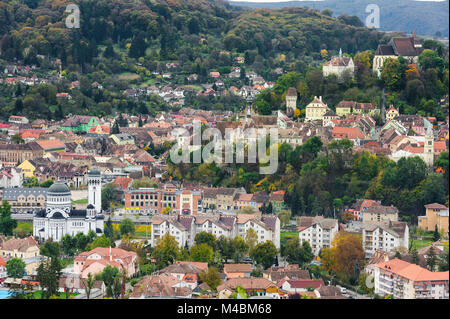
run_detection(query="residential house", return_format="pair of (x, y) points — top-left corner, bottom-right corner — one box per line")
(323, 52), (354, 79)
(263, 265), (310, 283)
(280, 279), (324, 293)
(130, 273), (192, 298)
(223, 264), (252, 279)
(74, 247), (137, 279)
(0, 236), (40, 259)
(305, 96), (330, 122)
(61, 116), (100, 133)
(217, 277), (285, 299)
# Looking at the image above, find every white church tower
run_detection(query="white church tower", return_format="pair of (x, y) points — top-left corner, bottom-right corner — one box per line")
(424, 126), (434, 167)
(87, 168), (102, 214)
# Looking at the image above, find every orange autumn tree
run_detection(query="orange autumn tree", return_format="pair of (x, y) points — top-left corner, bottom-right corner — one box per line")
(406, 64), (420, 81)
(320, 231), (364, 281)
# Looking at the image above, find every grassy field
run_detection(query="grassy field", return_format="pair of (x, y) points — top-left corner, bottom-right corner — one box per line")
(409, 239), (433, 250)
(72, 198), (88, 205)
(112, 223), (151, 239)
(13, 222), (33, 237)
(118, 72), (140, 81)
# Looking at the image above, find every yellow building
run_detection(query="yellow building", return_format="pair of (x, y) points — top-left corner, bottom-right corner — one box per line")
(418, 203), (449, 235)
(0, 236), (40, 259)
(305, 96), (329, 122)
(17, 160), (36, 178)
(386, 105), (400, 121)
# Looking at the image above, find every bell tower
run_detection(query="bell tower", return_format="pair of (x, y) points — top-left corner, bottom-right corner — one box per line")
(87, 168), (102, 214)
(424, 126), (434, 167)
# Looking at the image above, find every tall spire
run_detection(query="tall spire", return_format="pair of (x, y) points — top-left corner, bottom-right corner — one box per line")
(339, 48), (342, 58)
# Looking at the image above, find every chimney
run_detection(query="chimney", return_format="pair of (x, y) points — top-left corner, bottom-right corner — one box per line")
(319, 96), (322, 102)
(109, 246), (112, 261)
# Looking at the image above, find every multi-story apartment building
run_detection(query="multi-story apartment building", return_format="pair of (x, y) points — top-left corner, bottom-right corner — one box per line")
(298, 216), (339, 255)
(0, 142), (42, 167)
(1, 187), (47, 213)
(202, 187), (246, 211)
(150, 213), (280, 249)
(374, 258), (449, 299)
(362, 204), (399, 223)
(362, 221), (409, 258)
(124, 187), (202, 215)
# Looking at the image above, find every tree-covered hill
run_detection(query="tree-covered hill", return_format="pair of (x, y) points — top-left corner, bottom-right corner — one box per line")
(229, 0), (450, 37)
(0, 0), (446, 120)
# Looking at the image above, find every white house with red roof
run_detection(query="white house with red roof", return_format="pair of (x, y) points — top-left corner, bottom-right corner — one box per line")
(74, 247), (137, 279)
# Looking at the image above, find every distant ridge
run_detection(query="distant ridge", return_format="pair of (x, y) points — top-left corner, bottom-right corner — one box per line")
(228, 0), (449, 36)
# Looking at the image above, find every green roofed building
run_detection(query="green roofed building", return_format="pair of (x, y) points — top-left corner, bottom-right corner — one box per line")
(61, 115), (100, 133)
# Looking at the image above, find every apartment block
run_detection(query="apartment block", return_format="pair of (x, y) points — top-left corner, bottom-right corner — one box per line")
(374, 258), (449, 299)
(150, 213), (280, 249)
(362, 221), (409, 257)
(298, 216), (339, 255)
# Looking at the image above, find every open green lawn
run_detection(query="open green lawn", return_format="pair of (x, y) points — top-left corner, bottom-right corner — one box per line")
(60, 258), (74, 268)
(410, 239), (433, 250)
(118, 72), (140, 81)
(72, 198), (88, 205)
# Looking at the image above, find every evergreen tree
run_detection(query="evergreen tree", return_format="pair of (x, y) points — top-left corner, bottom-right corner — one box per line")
(111, 121), (120, 134)
(103, 43), (115, 58)
(433, 225), (441, 242)
(427, 246), (437, 271)
(411, 249), (419, 265)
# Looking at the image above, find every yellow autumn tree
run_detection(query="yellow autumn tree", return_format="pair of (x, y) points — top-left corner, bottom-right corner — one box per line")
(320, 231), (364, 280)
(293, 109), (301, 118)
(320, 49), (328, 59)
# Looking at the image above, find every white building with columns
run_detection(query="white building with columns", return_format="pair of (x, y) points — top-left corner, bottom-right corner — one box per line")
(33, 169), (104, 242)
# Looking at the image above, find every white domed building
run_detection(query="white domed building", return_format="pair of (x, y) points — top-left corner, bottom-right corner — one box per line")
(33, 169), (104, 242)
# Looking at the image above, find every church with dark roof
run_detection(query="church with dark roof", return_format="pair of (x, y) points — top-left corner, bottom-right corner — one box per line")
(33, 169), (104, 242)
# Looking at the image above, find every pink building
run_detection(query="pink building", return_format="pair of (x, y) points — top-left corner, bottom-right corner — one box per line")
(74, 247), (137, 279)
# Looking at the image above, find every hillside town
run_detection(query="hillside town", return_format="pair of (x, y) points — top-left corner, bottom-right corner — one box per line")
(0, 0), (448, 302)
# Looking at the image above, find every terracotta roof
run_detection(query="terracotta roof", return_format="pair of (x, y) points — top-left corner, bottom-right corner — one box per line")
(285, 279), (324, 289)
(36, 139), (65, 150)
(217, 277), (276, 291)
(324, 56), (352, 67)
(375, 258), (449, 282)
(424, 203), (448, 209)
(286, 87), (297, 97)
(223, 264), (252, 274)
(0, 236), (39, 252)
(175, 261), (208, 272)
(160, 263), (204, 275)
